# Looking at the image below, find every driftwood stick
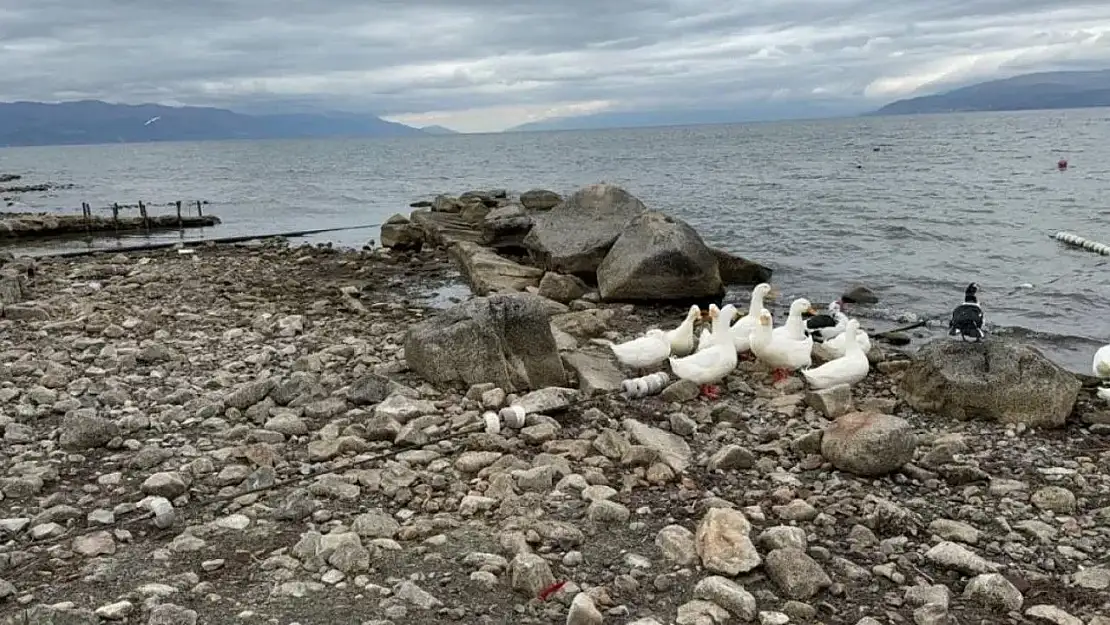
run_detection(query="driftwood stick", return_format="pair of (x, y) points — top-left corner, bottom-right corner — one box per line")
(872, 320), (928, 341)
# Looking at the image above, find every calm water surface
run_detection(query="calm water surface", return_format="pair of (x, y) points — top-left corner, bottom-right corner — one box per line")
(2, 109), (1108, 373)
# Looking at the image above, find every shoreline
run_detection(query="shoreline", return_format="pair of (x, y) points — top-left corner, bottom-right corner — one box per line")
(0, 240), (1107, 624)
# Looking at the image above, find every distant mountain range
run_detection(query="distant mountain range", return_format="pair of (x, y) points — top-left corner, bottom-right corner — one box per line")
(871, 70), (1110, 116)
(0, 100), (426, 147)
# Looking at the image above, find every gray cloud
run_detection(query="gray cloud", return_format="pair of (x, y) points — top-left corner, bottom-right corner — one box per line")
(3, 0), (1110, 130)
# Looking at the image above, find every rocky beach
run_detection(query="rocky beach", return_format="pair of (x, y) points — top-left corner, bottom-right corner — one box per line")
(0, 183), (1108, 625)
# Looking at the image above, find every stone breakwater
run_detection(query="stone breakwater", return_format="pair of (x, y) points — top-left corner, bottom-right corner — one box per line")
(381, 183), (773, 302)
(0, 241), (1107, 625)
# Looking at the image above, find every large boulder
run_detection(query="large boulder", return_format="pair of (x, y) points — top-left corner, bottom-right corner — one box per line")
(596, 211), (723, 301)
(523, 183), (647, 276)
(379, 214), (425, 251)
(447, 241), (544, 296)
(898, 339), (1080, 428)
(712, 248), (772, 285)
(480, 205), (534, 250)
(404, 293), (567, 392)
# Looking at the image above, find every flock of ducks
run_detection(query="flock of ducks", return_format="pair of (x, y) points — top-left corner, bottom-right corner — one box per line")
(605, 283), (873, 399)
(607, 278), (1110, 407)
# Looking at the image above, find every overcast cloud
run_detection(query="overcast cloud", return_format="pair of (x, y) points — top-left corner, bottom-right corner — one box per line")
(2, 0), (1110, 132)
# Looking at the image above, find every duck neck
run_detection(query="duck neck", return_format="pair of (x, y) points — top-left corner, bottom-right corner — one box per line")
(785, 309), (806, 337)
(749, 293), (765, 316)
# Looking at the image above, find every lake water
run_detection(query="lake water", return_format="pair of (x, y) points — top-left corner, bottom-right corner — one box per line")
(2, 109), (1109, 374)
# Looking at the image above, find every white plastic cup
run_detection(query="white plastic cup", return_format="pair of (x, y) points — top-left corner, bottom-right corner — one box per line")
(499, 405), (526, 428)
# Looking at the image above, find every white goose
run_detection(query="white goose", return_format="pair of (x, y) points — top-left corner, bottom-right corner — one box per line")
(1094, 344), (1110, 405)
(665, 305), (702, 357)
(696, 283), (776, 354)
(732, 283), (775, 354)
(802, 319), (870, 389)
(814, 317), (873, 361)
(606, 329), (671, 372)
(751, 298), (815, 383)
(670, 304), (737, 398)
(1093, 344), (1110, 380)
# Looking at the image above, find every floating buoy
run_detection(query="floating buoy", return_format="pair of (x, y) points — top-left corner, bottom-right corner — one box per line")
(1058, 158), (1068, 170)
(1051, 231), (1110, 256)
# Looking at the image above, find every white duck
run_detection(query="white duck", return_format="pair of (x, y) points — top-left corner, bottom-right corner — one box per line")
(1093, 344), (1110, 380)
(751, 298), (815, 383)
(607, 329), (671, 372)
(732, 282), (775, 354)
(696, 283), (776, 354)
(665, 305), (702, 357)
(802, 319), (870, 389)
(670, 304), (737, 399)
(815, 323), (873, 361)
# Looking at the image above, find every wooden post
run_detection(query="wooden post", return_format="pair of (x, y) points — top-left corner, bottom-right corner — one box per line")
(112, 203), (120, 231)
(139, 200), (148, 230)
(176, 200), (182, 228)
(83, 202), (90, 232)
(196, 200), (203, 217)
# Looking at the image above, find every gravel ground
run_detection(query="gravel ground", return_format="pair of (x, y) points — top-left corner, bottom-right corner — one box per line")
(1, 241), (1108, 625)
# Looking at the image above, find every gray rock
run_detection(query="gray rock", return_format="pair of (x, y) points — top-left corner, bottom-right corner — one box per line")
(898, 339), (1080, 428)
(347, 373), (398, 405)
(597, 211), (723, 302)
(656, 524), (698, 565)
(380, 216), (426, 251)
(224, 377), (277, 410)
(695, 507), (761, 575)
(515, 387), (580, 414)
(820, 411), (917, 476)
(538, 272), (588, 303)
(924, 541), (999, 574)
(141, 472), (187, 498)
(59, 412), (119, 450)
(928, 518), (980, 544)
(148, 603), (198, 625)
(404, 293), (567, 392)
(694, 576), (757, 620)
(676, 600), (731, 625)
(1024, 605), (1084, 625)
(562, 351), (623, 395)
(523, 183), (647, 276)
(763, 548), (832, 600)
(623, 418), (691, 473)
(964, 573), (1023, 611)
(520, 189), (562, 211)
(806, 384), (854, 418)
(708, 445), (756, 471)
(509, 552), (556, 597)
(566, 592), (603, 625)
(1030, 486), (1076, 514)
(1072, 567), (1110, 590)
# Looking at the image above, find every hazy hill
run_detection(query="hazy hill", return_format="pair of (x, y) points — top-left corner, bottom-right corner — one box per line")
(0, 100), (425, 147)
(506, 101), (866, 133)
(420, 125), (460, 135)
(872, 70), (1110, 115)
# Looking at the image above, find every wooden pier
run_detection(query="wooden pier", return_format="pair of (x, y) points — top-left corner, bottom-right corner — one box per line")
(0, 200), (220, 239)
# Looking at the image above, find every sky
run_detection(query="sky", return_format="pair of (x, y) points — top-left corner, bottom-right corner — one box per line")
(2, 1), (1110, 133)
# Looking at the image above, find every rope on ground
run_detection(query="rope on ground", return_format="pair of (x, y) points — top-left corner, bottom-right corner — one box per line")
(3, 387), (629, 578)
(1051, 231), (1110, 256)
